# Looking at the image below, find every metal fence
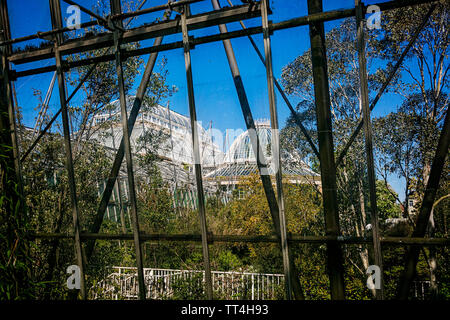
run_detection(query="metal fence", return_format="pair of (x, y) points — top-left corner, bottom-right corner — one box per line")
(92, 266), (284, 300)
(91, 267), (436, 300)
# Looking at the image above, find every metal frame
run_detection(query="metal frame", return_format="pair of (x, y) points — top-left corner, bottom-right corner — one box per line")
(1, 0), (446, 301)
(261, 0), (292, 300)
(180, 3), (214, 299)
(49, 0), (87, 299)
(306, 0), (345, 299)
(355, 0), (384, 300)
(110, 0), (146, 300)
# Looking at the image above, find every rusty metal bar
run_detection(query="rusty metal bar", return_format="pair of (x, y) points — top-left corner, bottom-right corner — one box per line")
(397, 106), (450, 299)
(180, 4), (213, 299)
(355, 0), (384, 300)
(335, 4), (436, 167)
(272, 0), (435, 32)
(20, 64), (96, 162)
(111, 0), (146, 300)
(84, 5), (173, 264)
(210, 0), (304, 300)
(8, 2), (262, 66)
(28, 232), (450, 246)
(225, 0), (319, 158)
(61, 0), (119, 32)
(260, 0), (292, 300)
(112, 0), (204, 20)
(307, 0), (345, 300)
(49, 0), (86, 300)
(0, 20), (98, 47)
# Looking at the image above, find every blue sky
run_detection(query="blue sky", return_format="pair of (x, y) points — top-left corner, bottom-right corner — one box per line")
(8, 0), (410, 200)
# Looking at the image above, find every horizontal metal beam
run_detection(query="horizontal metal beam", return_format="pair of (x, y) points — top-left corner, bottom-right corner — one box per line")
(111, 0), (205, 20)
(0, 21), (98, 47)
(11, 26), (265, 78)
(271, 0), (436, 32)
(9, 0), (436, 79)
(8, 2), (262, 65)
(4, 0), (433, 51)
(28, 232), (450, 246)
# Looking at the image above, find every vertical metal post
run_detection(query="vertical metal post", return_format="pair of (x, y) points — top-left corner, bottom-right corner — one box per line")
(397, 107), (450, 299)
(0, 0), (30, 298)
(111, 0), (146, 300)
(355, 0), (384, 300)
(0, 0), (24, 208)
(180, 5), (214, 299)
(50, 0), (86, 300)
(210, 0), (304, 300)
(260, 0), (292, 300)
(85, 5), (174, 264)
(49, 0), (86, 300)
(307, 0), (345, 300)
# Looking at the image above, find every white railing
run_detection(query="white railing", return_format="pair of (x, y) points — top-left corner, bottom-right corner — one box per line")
(91, 268), (437, 300)
(91, 267), (284, 300)
(412, 280), (437, 300)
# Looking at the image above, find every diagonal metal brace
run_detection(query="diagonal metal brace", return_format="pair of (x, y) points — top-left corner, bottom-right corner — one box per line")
(335, 4), (436, 167)
(85, 7), (173, 262)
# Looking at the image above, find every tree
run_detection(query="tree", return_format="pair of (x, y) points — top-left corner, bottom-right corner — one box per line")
(375, 180), (402, 221)
(213, 174), (337, 299)
(281, 17), (388, 287)
(371, 2), (449, 296)
(281, 2), (449, 298)
(373, 112), (420, 218)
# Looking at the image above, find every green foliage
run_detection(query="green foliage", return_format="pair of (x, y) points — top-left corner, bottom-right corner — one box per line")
(167, 272), (207, 300)
(216, 250), (242, 271)
(376, 180), (402, 220)
(0, 120), (37, 299)
(280, 4), (449, 301)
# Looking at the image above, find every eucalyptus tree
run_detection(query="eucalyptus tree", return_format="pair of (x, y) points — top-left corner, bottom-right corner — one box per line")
(281, 2), (449, 298)
(281, 17), (387, 279)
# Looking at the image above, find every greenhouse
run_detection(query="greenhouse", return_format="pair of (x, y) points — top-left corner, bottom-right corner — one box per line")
(0, 0), (448, 306)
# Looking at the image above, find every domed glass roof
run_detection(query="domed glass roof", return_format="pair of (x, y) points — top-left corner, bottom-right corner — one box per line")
(206, 120), (319, 179)
(224, 121), (272, 164)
